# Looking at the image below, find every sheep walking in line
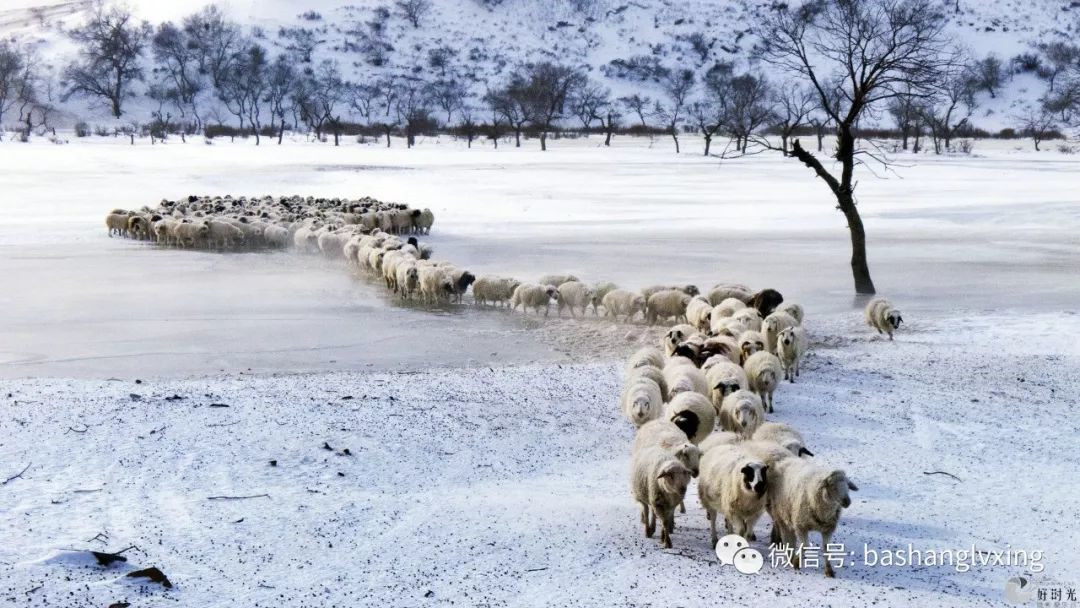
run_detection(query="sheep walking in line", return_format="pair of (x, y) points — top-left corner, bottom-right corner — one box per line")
(510, 283), (559, 316)
(472, 276), (520, 308)
(776, 325), (808, 382)
(717, 389), (765, 438)
(631, 445), (693, 549)
(762, 311), (799, 354)
(698, 442), (769, 546)
(621, 377), (664, 428)
(865, 297), (904, 340)
(707, 284), (753, 305)
(646, 290), (693, 325)
(538, 273), (579, 287)
(602, 290), (646, 322)
(744, 350), (782, 413)
(767, 458), (858, 577)
(556, 281), (594, 317)
(753, 422), (813, 458)
(664, 392), (715, 445)
(590, 282), (618, 315)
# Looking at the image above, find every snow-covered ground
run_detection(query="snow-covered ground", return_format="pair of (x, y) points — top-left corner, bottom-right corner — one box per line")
(1, 135), (1079, 605)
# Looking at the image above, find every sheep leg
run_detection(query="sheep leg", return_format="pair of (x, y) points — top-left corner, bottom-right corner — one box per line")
(707, 509), (719, 548)
(822, 531), (836, 578)
(660, 512), (674, 548)
(678, 499), (685, 514)
(644, 505), (656, 538)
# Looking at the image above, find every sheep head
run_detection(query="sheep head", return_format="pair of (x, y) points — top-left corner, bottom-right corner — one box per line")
(740, 462), (768, 498)
(821, 470), (858, 509)
(656, 460), (692, 497)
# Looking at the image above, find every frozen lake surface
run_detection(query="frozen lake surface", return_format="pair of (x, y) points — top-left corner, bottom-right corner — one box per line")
(1, 136), (1078, 378)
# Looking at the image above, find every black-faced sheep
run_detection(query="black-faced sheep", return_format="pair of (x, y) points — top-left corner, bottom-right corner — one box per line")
(865, 297), (903, 340)
(748, 288), (784, 317)
(698, 442), (769, 546)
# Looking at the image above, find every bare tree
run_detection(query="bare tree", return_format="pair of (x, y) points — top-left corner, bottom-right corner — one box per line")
(0, 41), (26, 133)
(772, 84), (814, 155)
(1039, 42), (1080, 93)
(761, 0), (951, 294)
(395, 80), (434, 148)
(966, 53), (1005, 99)
(457, 103), (480, 148)
(486, 80), (532, 148)
(152, 21), (205, 127)
(429, 78), (467, 124)
(265, 54), (297, 144)
(653, 69), (694, 153)
(218, 43), (268, 144)
(921, 65), (976, 153)
(295, 60), (346, 144)
(886, 88), (920, 150)
(618, 94), (652, 128)
(572, 82), (608, 132)
(12, 46), (52, 140)
(516, 62), (585, 151)
(483, 86), (507, 148)
(183, 5), (242, 89)
(1013, 106), (1059, 151)
(62, 5), (152, 117)
(396, 0), (433, 28)
(721, 72), (774, 153)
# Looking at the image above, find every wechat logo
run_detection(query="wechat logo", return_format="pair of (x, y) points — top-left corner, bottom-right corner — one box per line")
(715, 534), (764, 575)
(1004, 577), (1035, 604)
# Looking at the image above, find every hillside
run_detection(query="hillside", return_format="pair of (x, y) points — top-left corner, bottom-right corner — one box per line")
(2, 0), (1078, 131)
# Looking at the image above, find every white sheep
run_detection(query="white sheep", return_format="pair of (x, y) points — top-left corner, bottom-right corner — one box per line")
(590, 282), (618, 315)
(395, 261), (421, 300)
(776, 302), (805, 324)
(105, 212), (129, 237)
(641, 284), (700, 300)
(865, 297), (904, 340)
(753, 422), (813, 457)
(601, 289), (645, 322)
(413, 208), (435, 235)
(664, 392), (715, 445)
(418, 266), (454, 304)
(632, 420), (703, 475)
(762, 311), (799, 354)
(710, 298), (746, 325)
(472, 276), (520, 307)
(662, 358), (708, 399)
(707, 284), (753, 305)
(697, 430), (739, 453)
(767, 458), (858, 577)
(646, 290), (692, 325)
(621, 377), (664, 427)
(538, 273), (579, 287)
(510, 283), (559, 315)
(625, 347), (665, 373)
(698, 442), (769, 546)
(737, 330), (767, 364)
(661, 324), (700, 357)
(776, 325), (808, 382)
(630, 445), (694, 548)
(685, 296), (714, 333)
(743, 351), (783, 413)
(700, 335), (740, 366)
(705, 360), (749, 412)
(717, 389), (765, 438)
(556, 281), (593, 317)
(626, 365), (668, 402)
(732, 307), (763, 332)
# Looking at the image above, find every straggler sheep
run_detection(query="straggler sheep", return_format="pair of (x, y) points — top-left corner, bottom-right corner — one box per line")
(718, 389), (765, 438)
(685, 296), (714, 333)
(767, 458), (858, 577)
(762, 311), (799, 354)
(625, 347), (665, 373)
(865, 297), (903, 340)
(665, 392), (715, 445)
(538, 273), (579, 287)
(631, 445), (693, 548)
(662, 358), (708, 399)
(590, 282), (618, 315)
(748, 288), (784, 317)
(737, 330), (766, 364)
(707, 283), (753, 305)
(556, 281), (593, 317)
(777, 302), (805, 324)
(646, 290), (692, 325)
(776, 325), (808, 382)
(753, 422), (813, 457)
(698, 443), (769, 546)
(706, 360), (749, 411)
(602, 289), (646, 322)
(744, 351), (783, 413)
(510, 283), (559, 316)
(621, 377), (664, 427)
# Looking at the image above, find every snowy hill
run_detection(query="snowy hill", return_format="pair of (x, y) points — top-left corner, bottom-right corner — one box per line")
(2, 0), (1078, 130)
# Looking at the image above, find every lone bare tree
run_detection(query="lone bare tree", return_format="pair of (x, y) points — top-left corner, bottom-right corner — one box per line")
(921, 64), (976, 153)
(395, 0), (432, 28)
(761, 0), (951, 294)
(653, 69), (694, 153)
(62, 5), (152, 117)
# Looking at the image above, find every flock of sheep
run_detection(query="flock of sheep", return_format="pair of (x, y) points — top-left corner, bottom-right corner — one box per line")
(623, 289), (904, 576)
(104, 197), (908, 578)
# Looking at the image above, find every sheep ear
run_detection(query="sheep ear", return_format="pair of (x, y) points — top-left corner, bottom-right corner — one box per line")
(799, 447), (814, 457)
(847, 480), (859, 491)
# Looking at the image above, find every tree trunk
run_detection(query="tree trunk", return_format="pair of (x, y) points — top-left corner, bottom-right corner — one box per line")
(604, 127), (612, 146)
(540, 130), (547, 151)
(901, 128), (909, 150)
(703, 134), (711, 156)
(670, 129), (679, 153)
(278, 119), (285, 145)
(838, 189), (876, 294)
(514, 126), (521, 148)
(781, 134), (789, 156)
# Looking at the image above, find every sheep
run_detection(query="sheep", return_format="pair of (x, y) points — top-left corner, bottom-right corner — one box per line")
(152, 218), (175, 244)
(698, 442), (769, 546)
(744, 350), (783, 413)
(510, 283), (559, 315)
(472, 276), (520, 307)
(630, 445), (693, 548)
(767, 458), (858, 577)
(207, 219), (245, 250)
(621, 377), (664, 428)
(710, 298), (746, 324)
(718, 389), (765, 438)
(174, 221), (210, 248)
(126, 214), (151, 240)
(662, 358), (708, 399)
(732, 307), (763, 332)
(685, 296), (714, 332)
(762, 311), (799, 354)
(748, 288), (784, 317)
(776, 325), (808, 382)
(105, 212), (129, 237)
(413, 208), (435, 234)
(632, 420), (703, 474)
(446, 268), (476, 303)
(776, 302), (805, 324)
(698, 430), (739, 453)
(737, 330), (767, 364)
(625, 347), (665, 373)
(418, 266), (454, 304)
(395, 261), (421, 300)
(601, 289), (645, 322)
(642, 284), (700, 300)
(556, 281), (593, 317)
(707, 284), (753, 305)
(753, 422), (813, 457)
(661, 324), (700, 357)
(699, 335), (740, 366)
(865, 297), (904, 340)
(626, 365), (667, 402)
(706, 359), (749, 411)
(589, 282), (618, 315)
(664, 392), (715, 445)
(646, 290), (692, 325)
(538, 273), (579, 287)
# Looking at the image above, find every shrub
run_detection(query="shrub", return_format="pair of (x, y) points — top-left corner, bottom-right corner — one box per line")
(74, 121), (91, 137)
